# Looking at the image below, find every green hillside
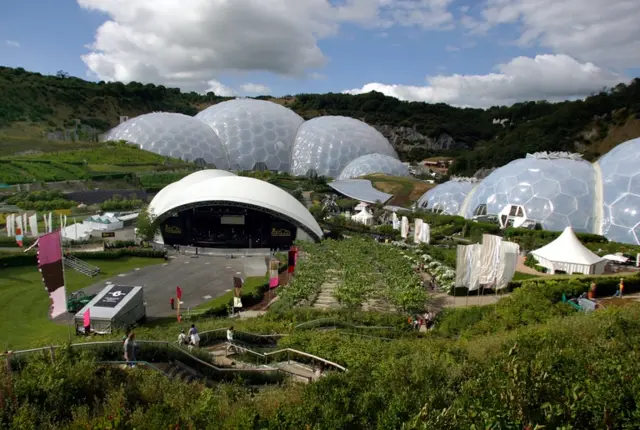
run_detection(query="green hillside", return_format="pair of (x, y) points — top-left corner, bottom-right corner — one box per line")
(1, 66), (640, 176)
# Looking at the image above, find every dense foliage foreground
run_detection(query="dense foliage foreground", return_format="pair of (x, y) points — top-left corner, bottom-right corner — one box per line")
(2, 299), (640, 429)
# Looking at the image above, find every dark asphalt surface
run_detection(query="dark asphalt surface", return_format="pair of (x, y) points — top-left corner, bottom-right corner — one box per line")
(79, 254), (267, 317)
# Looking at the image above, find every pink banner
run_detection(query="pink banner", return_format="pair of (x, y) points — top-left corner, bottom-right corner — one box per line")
(269, 276), (279, 288)
(83, 308), (90, 327)
(38, 231), (63, 265)
(37, 231), (67, 319)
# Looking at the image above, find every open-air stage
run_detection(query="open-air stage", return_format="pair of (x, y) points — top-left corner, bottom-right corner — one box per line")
(78, 252), (270, 318)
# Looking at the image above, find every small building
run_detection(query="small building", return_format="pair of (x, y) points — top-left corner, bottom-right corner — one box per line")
(75, 285), (146, 334)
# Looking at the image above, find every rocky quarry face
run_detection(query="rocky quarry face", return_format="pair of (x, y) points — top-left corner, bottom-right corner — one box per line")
(372, 124), (469, 152)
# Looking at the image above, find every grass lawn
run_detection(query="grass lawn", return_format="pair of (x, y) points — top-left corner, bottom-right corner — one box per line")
(512, 271), (540, 281)
(363, 174), (434, 207)
(192, 274), (268, 314)
(0, 257), (163, 351)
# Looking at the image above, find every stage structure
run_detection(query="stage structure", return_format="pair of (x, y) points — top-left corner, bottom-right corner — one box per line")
(149, 170), (323, 250)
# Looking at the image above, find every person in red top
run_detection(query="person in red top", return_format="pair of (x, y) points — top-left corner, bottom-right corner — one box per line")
(170, 297), (175, 310)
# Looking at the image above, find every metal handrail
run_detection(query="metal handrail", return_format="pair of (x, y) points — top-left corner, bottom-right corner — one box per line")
(1, 340), (341, 379)
(228, 343), (346, 372)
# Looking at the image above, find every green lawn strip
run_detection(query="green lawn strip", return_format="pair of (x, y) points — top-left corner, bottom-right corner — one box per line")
(512, 271), (539, 281)
(0, 257), (162, 350)
(192, 274), (269, 315)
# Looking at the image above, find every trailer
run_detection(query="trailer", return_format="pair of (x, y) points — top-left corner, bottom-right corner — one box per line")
(75, 285), (146, 334)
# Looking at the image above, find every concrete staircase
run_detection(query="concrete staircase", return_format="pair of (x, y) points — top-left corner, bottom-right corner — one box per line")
(63, 254), (100, 277)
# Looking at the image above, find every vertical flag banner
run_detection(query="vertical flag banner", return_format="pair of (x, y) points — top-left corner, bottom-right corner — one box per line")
(287, 249), (296, 274)
(28, 214), (38, 237)
(269, 258), (279, 288)
(43, 213), (49, 234)
(15, 215), (23, 247)
(22, 214), (28, 233)
(7, 214), (15, 237)
(48, 213), (52, 233)
(176, 286), (182, 321)
(38, 231), (67, 319)
(83, 308), (91, 329)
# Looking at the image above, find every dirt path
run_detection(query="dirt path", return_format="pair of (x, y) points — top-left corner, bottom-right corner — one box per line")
(516, 255), (550, 276)
(428, 290), (508, 311)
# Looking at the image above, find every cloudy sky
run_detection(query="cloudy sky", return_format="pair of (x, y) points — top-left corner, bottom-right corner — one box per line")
(2, 0), (639, 107)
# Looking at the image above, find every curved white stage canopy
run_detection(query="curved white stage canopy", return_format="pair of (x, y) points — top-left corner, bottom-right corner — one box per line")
(150, 170), (323, 240)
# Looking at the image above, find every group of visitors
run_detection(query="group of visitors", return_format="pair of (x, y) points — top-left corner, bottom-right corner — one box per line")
(408, 311), (436, 332)
(178, 324), (201, 350)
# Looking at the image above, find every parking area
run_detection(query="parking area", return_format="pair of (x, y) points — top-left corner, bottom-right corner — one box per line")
(79, 254), (267, 318)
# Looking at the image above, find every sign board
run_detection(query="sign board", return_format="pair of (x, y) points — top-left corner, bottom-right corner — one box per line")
(164, 224), (182, 235)
(102, 232), (115, 238)
(94, 286), (134, 308)
(271, 227), (291, 237)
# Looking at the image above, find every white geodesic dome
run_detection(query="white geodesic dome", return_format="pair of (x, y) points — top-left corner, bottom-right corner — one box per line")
(195, 99), (304, 172)
(462, 155), (597, 232)
(290, 116), (398, 178)
(418, 179), (477, 215)
(337, 153), (409, 180)
(596, 137), (640, 244)
(101, 112), (231, 169)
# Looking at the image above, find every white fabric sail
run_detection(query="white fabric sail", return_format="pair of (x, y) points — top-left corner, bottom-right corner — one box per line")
(414, 219), (424, 243)
(28, 214), (39, 237)
(48, 212), (52, 233)
(421, 223), (430, 245)
(392, 212), (400, 230)
(479, 234), (503, 285)
(401, 216), (409, 239)
(496, 241), (520, 289)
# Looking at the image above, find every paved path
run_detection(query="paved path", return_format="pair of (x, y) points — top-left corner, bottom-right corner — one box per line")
(78, 254), (267, 318)
(312, 270), (341, 309)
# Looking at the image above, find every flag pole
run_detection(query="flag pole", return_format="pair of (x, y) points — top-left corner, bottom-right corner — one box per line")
(59, 229), (72, 343)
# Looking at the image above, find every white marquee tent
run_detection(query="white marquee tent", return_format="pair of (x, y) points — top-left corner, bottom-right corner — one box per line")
(530, 226), (607, 275)
(352, 209), (374, 226)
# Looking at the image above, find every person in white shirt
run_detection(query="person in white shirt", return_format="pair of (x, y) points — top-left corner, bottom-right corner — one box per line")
(226, 326), (235, 356)
(178, 329), (187, 345)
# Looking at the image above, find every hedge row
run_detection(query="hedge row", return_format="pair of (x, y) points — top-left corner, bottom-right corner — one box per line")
(507, 272), (640, 300)
(0, 249), (166, 268)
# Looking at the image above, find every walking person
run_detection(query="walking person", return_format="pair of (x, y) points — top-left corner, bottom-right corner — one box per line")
(226, 326), (235, 356)
(189, 324), (200, 348)
(614, 278), (625, 298)
(588, 282), (597, 300)
(123, 332), (137, 367)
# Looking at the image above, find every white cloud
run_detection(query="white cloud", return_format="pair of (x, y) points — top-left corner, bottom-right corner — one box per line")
(204, 79), (235, 97)
(240, 83), (271, 94)
(77, 0), (455, 91)
(5, 40), (20, 48)
(478, 0), (640, 68)
(344, 54), (625, 107)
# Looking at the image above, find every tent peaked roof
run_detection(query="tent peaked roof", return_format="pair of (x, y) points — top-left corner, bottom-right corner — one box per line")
(530, 226), (605, 265)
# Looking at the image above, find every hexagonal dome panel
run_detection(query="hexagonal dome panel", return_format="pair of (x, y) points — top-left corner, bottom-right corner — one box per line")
(418, 180), (477, 215)
(195, 99), (304, 172)
(337, 153), (409, 180)
(598, 137), (640, 244)
(102, 112), (231, 169)
(291, 116), (398, 178)
(462, 155), (597, 232)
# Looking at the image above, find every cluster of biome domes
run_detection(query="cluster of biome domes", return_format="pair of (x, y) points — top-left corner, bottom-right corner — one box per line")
(418, 142), (640, 245)
(101, 99), (409, 180)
